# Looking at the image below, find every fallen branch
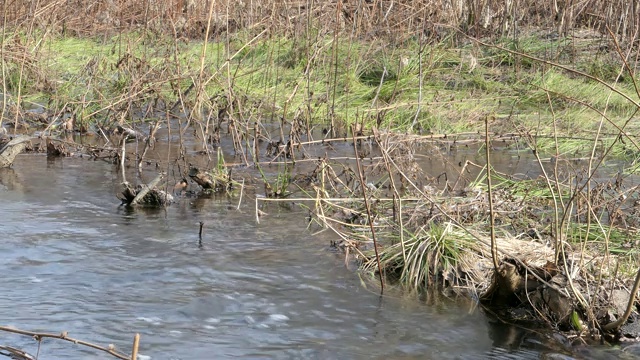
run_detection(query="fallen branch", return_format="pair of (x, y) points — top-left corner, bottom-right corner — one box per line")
(118, 172), (173, 207)
(0, 325), (137, 360)
(131, 172), (166, 205)
(0, 345), (35, 360)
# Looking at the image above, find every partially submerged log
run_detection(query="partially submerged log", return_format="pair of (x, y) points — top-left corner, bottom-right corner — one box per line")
(118, 173), (174, 207)
(0, 135), (31, 167)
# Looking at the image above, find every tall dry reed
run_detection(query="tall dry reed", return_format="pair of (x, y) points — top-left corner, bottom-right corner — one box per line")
(1, 0), (638, 42)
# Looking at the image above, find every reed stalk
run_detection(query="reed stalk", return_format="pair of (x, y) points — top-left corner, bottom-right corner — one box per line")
(484, 117), (499, 272)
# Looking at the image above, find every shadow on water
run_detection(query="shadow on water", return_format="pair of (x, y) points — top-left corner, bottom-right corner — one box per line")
(0, 153), (627, 359)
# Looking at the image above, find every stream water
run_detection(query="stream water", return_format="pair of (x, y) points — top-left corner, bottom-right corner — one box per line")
(0, 152), (631, 359)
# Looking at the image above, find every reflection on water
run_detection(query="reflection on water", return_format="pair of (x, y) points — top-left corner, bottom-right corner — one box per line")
(0, 154), (587, 359)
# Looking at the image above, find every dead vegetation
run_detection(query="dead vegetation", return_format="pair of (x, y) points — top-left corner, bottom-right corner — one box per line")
(289, 128), (640, 340)
(2, 1), (639, 42)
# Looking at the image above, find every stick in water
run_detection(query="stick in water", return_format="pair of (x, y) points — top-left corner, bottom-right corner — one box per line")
(198, 221), (204, 247)
(351, 124), (384, 294)
(131, 333), (140, 360)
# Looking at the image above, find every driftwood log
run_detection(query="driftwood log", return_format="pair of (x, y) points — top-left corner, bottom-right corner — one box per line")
(118, 172), (174, 207)
(0, 135), (31, 167)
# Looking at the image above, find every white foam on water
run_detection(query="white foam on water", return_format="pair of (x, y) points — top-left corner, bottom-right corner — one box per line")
(268, 314), (289, 322)
(137, 316), (162, 325)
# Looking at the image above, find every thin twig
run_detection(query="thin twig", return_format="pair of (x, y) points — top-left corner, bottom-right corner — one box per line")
(137, 120), (161, 172)
(130, 333), (140, 360)
(352, 124), (384, 293)
(119, 135), (128, 182)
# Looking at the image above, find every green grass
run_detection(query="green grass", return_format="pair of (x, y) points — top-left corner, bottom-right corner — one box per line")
(366, 222), (476, 288)
(3, 30), (639, 157)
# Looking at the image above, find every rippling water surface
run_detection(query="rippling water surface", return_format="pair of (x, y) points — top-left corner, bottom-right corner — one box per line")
(0, 154), (602, 359)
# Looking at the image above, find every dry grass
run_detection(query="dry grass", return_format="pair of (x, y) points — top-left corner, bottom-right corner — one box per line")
(2, 0), (638, 41)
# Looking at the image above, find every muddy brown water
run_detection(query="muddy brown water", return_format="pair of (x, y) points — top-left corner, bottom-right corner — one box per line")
(0, 150), (631, 359)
